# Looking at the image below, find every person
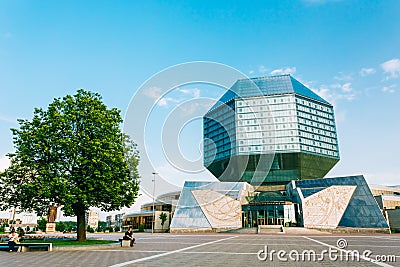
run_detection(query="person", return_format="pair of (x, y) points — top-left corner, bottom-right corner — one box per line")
(123, 227), (136, 247)
(8, 228), (19, 252)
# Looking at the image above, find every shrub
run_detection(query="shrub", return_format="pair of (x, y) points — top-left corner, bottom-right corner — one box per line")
(138, 224), (145, 232)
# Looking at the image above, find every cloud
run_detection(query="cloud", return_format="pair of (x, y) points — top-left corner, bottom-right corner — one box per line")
(359, 68), (376, 76)
(249, 70), (255, 75)
(259, 66), (267, 73)
(382, 85), (396, 93)
(364, 171), (400, 186)
(143, 87), (163, 99)
(332, 82), (353, 93)
(310, 83), (356, 105)
(381, 58), (400, 79)
(270, 67), (297, 76)
(0, 156), (11, 172)
(179, 88), (201, 99)
(144, 87), (204, 107)
(0, 114), (17, 124)
(334, 72), (353, 81)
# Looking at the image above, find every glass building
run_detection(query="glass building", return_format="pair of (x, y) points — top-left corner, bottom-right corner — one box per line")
(286, 175), (389, 229)
(204, 74), (340, 185)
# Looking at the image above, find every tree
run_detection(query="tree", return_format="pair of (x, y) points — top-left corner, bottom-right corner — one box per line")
(55, 221), (67, 232)
(98, 221), (107, 232)
(37, 217), (47, 232)
(159, 212), (167, 231)
(0, 89), (140, 241)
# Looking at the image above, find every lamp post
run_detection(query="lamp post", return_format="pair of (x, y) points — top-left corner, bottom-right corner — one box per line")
(152, 172), (158, 235)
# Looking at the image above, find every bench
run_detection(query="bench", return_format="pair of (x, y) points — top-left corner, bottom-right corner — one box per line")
(18, 243), (53, 252)
(0, 242), (52, 252)
(118, 238), (132, 248)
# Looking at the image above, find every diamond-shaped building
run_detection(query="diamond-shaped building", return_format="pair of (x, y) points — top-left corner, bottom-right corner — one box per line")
(204, 74), (340, 186)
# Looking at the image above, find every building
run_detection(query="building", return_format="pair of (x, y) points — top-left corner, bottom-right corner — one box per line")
(122, 191), (180, 232)
(370, 185), (400, 232)
(204, 74), (339, 186)
(106, 213), (125, 230)
(169, 75), (391, 233)
(86, 210), (99, 230)
(170, 182), (253, 232)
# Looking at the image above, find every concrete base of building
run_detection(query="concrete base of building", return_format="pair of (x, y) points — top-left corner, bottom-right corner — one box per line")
(308, 227), (391, 234)
(258, 225), (284, 234)
(170, 227), (240, 233)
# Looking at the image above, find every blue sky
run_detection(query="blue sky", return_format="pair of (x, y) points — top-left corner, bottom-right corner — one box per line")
(1, 0), (400, 217)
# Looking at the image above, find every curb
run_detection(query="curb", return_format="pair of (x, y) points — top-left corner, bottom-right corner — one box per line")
(53, 242), (120, 251)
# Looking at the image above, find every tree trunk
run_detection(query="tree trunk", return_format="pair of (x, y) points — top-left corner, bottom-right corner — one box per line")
(77, 211), (86, 241)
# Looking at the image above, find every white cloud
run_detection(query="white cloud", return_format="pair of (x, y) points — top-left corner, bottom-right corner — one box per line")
(143, 86), (163, 99)
(143, 87), (175, 107)
(364, 171), (400, 186)
(381, 58), (400, 79)
(0, 156), (11, 172)
(382, 85), (396, 93)
(179, 88), (201, 99)
(259, 65), (267, 73)
(334, 72), (353, 81)
(249, 70), (255, 75)
(0, 114), (17, 124)
(359, 67), (376, 76)
(332, 82), (352, 93)
(311, 83), (356, 105)
(270, 67), (296, 76)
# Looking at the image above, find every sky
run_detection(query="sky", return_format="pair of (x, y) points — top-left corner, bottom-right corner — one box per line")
(1, 0), (400, 220)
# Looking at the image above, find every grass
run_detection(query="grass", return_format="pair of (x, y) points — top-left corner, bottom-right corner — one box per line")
(21, 239), (118, 247)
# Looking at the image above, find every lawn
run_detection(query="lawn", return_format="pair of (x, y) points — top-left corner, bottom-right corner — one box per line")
(21, 239), (118, 246)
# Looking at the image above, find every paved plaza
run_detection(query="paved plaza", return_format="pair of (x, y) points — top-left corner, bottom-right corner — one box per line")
(0, 233), (399, 267)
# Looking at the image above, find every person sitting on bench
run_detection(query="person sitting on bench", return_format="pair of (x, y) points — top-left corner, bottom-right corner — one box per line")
(122, 227), (136, 247)
(8, 228), (19, 252)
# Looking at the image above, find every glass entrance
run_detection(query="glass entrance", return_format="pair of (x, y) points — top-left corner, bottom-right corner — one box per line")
(242, 204), (284, 227)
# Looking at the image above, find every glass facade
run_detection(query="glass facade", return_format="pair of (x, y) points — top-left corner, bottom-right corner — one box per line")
(287, 175), (389, 229)
(170, 181), (250, 230)
(204, 74), (339, 185)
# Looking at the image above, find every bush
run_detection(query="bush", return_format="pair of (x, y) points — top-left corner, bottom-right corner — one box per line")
(0, 224), (5, 234)
(56, 222), (67, 232)
(138, 224), (145, 232)
(37, 217), (47, 232)
(86, 225), (95, 233)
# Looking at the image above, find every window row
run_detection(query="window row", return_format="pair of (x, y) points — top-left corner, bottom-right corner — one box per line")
(296, 98), (332, 113)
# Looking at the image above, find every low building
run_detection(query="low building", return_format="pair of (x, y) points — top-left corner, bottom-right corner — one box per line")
(168, 175), (390, 233)
(122, 191), (180, 232)
(106, 213), (125, 230)
(371, 185), (400, 232)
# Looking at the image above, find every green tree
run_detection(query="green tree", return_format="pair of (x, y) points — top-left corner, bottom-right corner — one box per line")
(0, 90), (140, 241)
(98, 221), (107, 232)
(159, 212), (167, 231)
(37, 217), (47, 232)
(55, 221), (67, 232)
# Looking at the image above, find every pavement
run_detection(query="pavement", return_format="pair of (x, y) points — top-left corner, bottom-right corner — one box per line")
(0, 233), (399, 267)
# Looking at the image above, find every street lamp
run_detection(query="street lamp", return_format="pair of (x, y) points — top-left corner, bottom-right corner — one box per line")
(152, 172), (158, 235)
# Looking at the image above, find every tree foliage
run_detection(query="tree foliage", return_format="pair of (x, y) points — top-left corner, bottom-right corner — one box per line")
(37, 217), (47, 232)
(0, 89), (140, 241)
(159, 212), (167, 230)
(55, 221), (67, 232)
